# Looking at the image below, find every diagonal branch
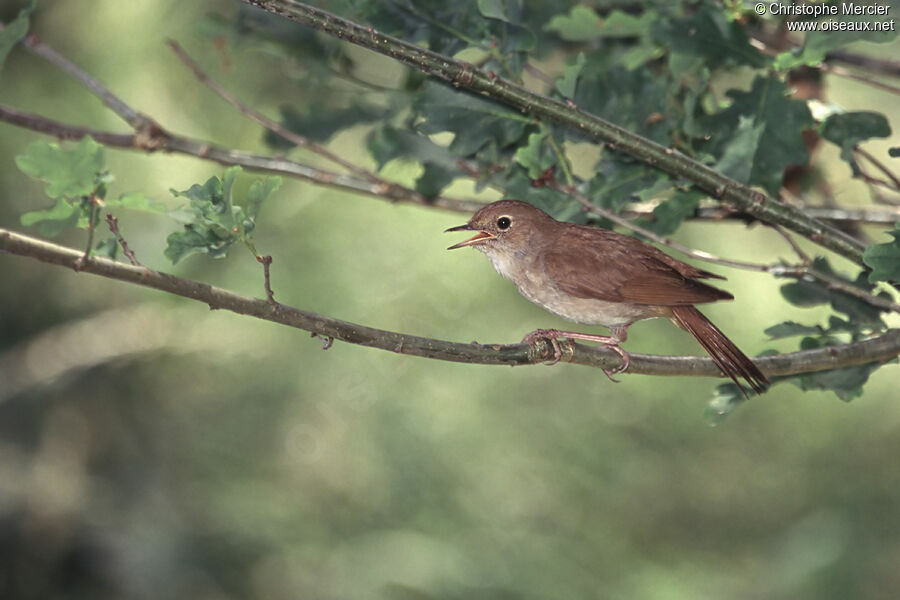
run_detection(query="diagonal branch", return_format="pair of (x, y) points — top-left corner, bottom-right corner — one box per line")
(2, 227), (898, 379)
(239, 0), (868, 266)
(4, 103), (900, 233)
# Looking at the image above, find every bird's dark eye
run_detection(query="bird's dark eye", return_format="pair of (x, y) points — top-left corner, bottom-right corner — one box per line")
(496, 216), (512, 230)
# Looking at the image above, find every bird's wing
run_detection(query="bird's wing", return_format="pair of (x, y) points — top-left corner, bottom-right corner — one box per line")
(541, 225), (733, 306)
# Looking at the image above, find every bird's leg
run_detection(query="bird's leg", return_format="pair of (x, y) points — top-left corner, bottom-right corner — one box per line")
(522, 325), (631, 381)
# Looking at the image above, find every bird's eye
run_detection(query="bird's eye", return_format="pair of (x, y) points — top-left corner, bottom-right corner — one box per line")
(496, 216), (512, 230)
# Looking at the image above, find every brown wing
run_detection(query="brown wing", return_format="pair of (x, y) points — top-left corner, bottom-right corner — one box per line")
(541, 224), (733, 306)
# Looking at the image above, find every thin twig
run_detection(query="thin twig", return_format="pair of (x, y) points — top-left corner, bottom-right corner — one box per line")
(770, 265), (900, 314)
(826, 50), (900, 78)
(0, 103), (484, 213)
(770, 224), (812, 266)
(819, 62), (900, 96)
(3, 227), (898, 377)
(105, 213), (142, 266)
(855, 146), (900, 192)
(14, 31), (165, 138)
(74, 194), (99, 271)
(257, 254), (276, 304)
(166, 39), (386, 185)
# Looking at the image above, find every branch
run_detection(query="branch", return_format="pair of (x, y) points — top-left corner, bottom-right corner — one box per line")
(0, 103), (484, 213)
(2, 228), (898, 379)
(239, 0), (868, 266)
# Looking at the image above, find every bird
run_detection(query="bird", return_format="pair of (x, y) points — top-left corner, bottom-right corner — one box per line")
(446, 199), (769, 395)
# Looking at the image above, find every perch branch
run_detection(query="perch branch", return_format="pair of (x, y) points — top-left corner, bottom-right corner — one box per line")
(2, 228), (898, 379)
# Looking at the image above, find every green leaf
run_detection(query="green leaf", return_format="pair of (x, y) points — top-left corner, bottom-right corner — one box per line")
(514, 130), (551, 179)
(863, 225), (900, 284)
(704, 383), (746, 425)
(366, 125), (458, 170)
(780, 257), (888, 330)
(20, 197), (81, 237)
(654, 6), (768, 69)
(246, 176), (282, 223)
(415, 162), (456, 198)
(264, 100), (389, 148)
(820, 111), (891, 162)
(556, 52), (585, 99)
(765, 321), (824, 339)
(415, 82), (532, 160)
(713, 116), (765, 184)
(641, 190), (701, 235)
(790, 354), (883, 402)
(94, 236), (120, 260)
(165, 226), (236, 264)
(546, 8), (654, 42)
(545, 6), (602, 42)
(0, 2), (33, 71)
(697, 76), (813, 195)
(889, 147), (900, 158)
(477, 0), (512, 22)
(16, 136), (105, 199)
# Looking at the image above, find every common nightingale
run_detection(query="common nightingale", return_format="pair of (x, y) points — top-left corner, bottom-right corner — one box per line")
(447, 200), (769, 395)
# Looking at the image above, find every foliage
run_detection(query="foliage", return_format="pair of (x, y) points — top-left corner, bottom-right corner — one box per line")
(8, 0), (900, 409)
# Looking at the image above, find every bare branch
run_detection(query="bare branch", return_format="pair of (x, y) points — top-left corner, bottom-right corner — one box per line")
(166, 39), (385, 184)
(2, 227), (898, 379)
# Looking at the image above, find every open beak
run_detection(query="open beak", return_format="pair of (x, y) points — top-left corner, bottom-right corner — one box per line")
(445, 224), (495, 250)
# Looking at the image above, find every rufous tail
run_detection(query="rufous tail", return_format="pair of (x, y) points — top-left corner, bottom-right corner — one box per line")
(671, 306), (769, 396)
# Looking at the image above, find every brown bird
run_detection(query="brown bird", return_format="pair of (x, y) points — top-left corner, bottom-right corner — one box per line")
(447, 200), (769, 395)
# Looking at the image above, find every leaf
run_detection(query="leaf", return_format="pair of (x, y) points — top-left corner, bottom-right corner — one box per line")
(246, 176), (282, 223)
(556, 52), (585, 99)
(653, 6), (768, 69)
(20, 197), (81, 237)
(765, 321), (824, 339)
(713, 116), (766, 184)
(780, 258), (888, 331)
(890, 147), (900, 158)
(415, 82), (532, 160)
(165, 226), (236, 264)
(545, 8), (653, 42)
(0, 2), (33, 71)
(477, 0), (513, 22)
(264, 101), (389, 148)
(16, 136), (105, 199)
(94, 236), (120, 260)
(820, 111), (891, 162)
(704, 383), (746, 425)
(366, 125), (458, 170)
(415, 163), (455, 198)
(790, 351), (883, 402)
(863, 226), (900, 284)
(641, 190), (701, 235)
(513, 130), (551, 179)
(696, 76), (813, 196)
(545, 6), (603, 42)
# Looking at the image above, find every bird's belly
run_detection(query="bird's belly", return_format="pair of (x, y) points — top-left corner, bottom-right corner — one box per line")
(521, 285), (654, 327)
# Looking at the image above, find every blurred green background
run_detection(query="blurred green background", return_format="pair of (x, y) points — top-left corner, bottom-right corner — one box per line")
(1, 1), (898, 599)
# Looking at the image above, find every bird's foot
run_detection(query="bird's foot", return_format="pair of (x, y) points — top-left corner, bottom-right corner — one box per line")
(522, 329), (572, 365)
(600, 343), (630, 383)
